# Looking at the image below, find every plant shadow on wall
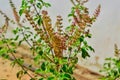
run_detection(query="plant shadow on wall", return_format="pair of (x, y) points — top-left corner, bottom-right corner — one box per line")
(0, 0), (101, 80)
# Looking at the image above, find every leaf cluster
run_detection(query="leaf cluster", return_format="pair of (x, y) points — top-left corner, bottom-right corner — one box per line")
(0, 0), (100, 80)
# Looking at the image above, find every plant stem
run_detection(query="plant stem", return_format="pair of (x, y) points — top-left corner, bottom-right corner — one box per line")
(21, 31), (33, 47)
(2, 34), (33, 79)
(31, 2), (55, 58)
(70, 0), (76, 6)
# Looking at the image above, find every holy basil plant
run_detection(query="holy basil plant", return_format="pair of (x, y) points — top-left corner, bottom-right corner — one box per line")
(0, 0), (100, 80)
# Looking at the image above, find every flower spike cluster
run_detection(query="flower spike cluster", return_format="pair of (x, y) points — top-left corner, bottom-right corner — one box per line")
(68, 4), (96, 47)
(93, 5), (101, 19)
(55, 15), (63, 35)
(0, 0), (102, 79)
(42, 11), (67, 58)
(9, 0), (21, 26)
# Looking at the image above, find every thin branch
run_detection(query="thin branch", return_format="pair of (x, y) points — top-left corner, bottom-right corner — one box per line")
(2, 34), (33, 79)
(8, 56), (46, 78)
(21, 32), (33, 47)
(70, 0), (76, 6)
(9, 0), (33, 48)
(31, 2), (55, 58)
(9, 0), (22, 27)
(0, 9), (15, 24)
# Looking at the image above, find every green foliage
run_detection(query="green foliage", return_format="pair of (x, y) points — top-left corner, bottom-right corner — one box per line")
(0, 0), (100, 80)
(100, 58), (120, 80)
(100, 45), (120, 80)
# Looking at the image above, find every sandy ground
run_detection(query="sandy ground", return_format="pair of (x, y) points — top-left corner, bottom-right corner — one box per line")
(0, 44), (103, 80)
(0, 58), (32, 80)
(0, 57), (102, 80)
(0, 44), (35, 80)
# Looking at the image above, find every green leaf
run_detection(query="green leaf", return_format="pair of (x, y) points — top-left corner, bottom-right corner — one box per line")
(63, 73), (71, 79)
(38, 50), (43, 56)
(68, 66), (74, 74)
(65, 26), (71, 31)
(19, 9), (24, 16)
(41, 62), (46, 71)
(0, 48), (7, 56)
(17, 58), (24, 65)
(7, 48), (16, 53)
(105, 58), (112, 61)
(79, 35), (84, 42)
(44, 3), (51, 8)
(49, 68), (55, 74)
(12, 29), (18, 35)
(78, 5), (85, 10)
(30, 0), (34, 3)
(68, 13), (74, 17)
(30, 78), (36, 80)
(19, 0), (28, 16)
(37, 38), (42, 43)
(37, 17), (42, 25)
(83, 40), (87, 45)
(71, 57), (78, 64)
(23, 26), (30, 29)
(47, 77), (54, 80)
(0, 40), (3, 45)
(34, 55), (41, 63)
(14, 35), (19, 40)
(10, 42), (16, 47)
(81, 47), (90, 58)
(35, 68), (42, 74)
(38, 0), (44, 4)
(18, 40), (24, 46)
(88, 46), (95, 52)
(59, 58), (67, 64)
(37, 3), (42, 9)
(39, 78), (44, 80)
(87, 34), (92, 38)
(0, 53), (9, 59)
(62, 64), (68, 72)
(21, 0), (28, 7)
